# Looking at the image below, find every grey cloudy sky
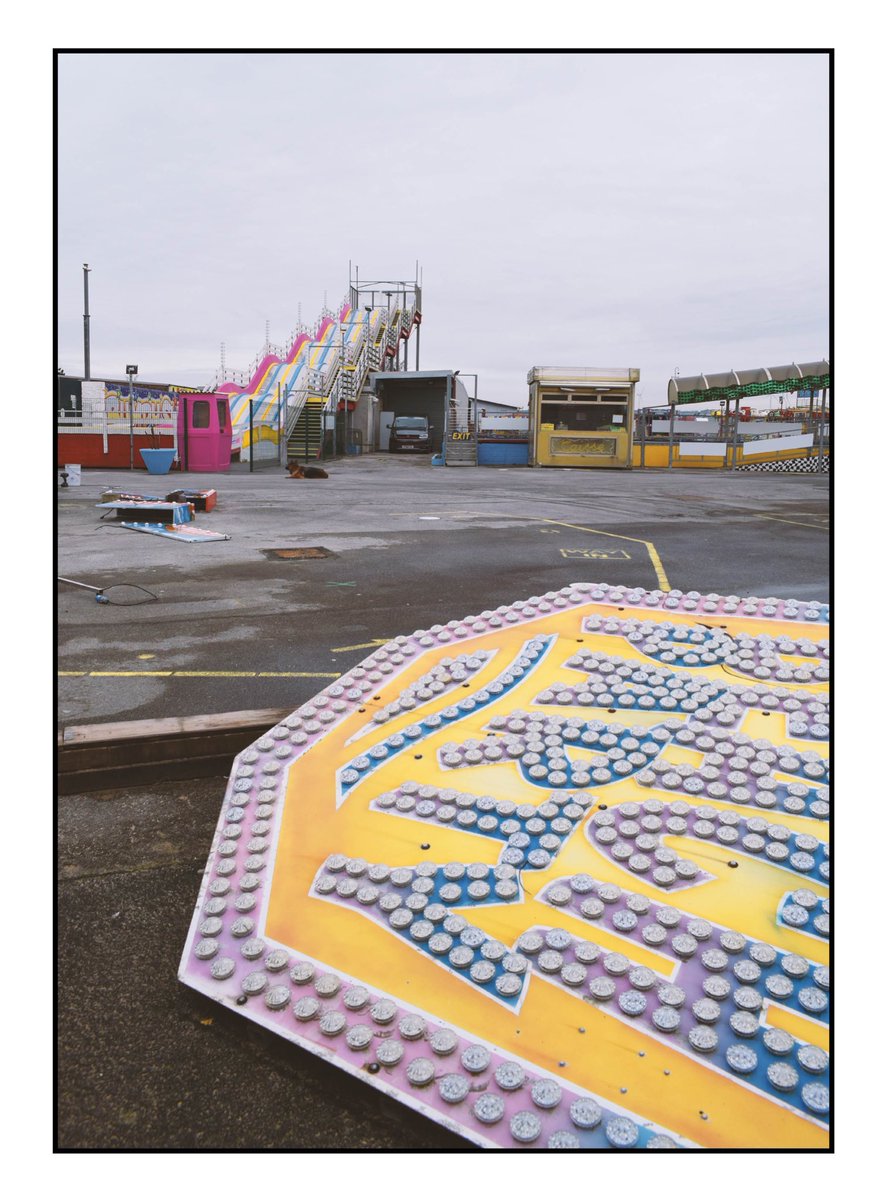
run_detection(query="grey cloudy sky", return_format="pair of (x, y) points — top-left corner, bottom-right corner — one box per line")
(57, 51), (829, 408)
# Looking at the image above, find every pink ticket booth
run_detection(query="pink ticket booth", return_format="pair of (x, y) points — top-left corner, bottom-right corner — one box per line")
(177, 392), (232, 472)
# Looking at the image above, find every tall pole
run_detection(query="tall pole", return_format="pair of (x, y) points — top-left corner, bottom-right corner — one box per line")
(817, 386), (828, 472)
(83, 264), (91, 380)
(403, 291), (409, 372)
(127, 367), (137, 470)
(343, 322), (350, 453)
(731, 400), (740, 469)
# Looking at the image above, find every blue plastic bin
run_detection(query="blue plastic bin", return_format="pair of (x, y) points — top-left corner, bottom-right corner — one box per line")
(140, 449), (176, 474)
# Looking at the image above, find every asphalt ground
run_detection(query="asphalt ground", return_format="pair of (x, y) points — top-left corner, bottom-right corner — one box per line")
(57, 455), (830, 727)
(55, 455), (830, 1151)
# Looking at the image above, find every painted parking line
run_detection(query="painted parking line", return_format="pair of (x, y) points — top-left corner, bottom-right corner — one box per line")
(756, 514), (830, 531)
(330, 639), (391, 653)
(542, 519), (670, 590)
(559, 548), (631, 560)
(87, 671), (174, 677)
(422, 513), (671, 590)
(59, 670), (341, 679)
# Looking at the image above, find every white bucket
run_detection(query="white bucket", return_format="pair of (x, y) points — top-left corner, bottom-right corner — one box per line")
(63, 464), (81, 486)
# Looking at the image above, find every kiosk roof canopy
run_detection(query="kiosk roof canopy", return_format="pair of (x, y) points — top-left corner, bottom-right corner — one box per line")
(527, 366), (640, 386)
(668, 361), (830, 406)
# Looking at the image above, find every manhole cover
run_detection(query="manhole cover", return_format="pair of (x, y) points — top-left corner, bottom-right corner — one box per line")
(261, 547), (332, 560)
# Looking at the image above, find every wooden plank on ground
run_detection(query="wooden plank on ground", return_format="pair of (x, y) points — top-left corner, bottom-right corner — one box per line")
(57, 708), (291, 794)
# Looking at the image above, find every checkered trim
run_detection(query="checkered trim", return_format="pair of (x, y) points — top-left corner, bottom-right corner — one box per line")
(737, 455), (829, 473)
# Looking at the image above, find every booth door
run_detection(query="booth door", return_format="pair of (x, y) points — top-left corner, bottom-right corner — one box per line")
(180, 397), (231, 472)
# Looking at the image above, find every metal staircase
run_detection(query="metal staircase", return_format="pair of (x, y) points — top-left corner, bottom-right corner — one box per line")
(443, 382), (476, 465)
(286, 399), (325, 460)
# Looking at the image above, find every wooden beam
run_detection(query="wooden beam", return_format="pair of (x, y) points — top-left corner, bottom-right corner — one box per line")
(58, 709), (291, 795)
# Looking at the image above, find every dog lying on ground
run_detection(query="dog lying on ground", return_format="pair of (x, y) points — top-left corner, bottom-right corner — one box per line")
(285, 459), (329, 479)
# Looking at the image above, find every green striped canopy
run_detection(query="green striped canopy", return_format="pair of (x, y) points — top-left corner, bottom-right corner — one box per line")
(668, 362), (830, 407)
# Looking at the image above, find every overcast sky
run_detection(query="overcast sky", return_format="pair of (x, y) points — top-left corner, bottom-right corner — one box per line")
(57, 51), (829, 408)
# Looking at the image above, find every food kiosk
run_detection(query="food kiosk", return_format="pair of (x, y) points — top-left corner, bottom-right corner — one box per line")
(527, 366), (639, 469)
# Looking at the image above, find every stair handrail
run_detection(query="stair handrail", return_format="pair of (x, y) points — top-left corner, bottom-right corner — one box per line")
(284, 383), (310, 440)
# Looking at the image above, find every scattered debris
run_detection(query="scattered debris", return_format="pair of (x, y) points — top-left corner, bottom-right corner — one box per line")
(59, 464), (81, 487)
(119, 522), (230, 542)
(99, 489), (163, 504)
(57, 576), (159, 605)
(97, 500), (195, 524)
(99, 487), (219, 512)
(165, 488), (218, 512)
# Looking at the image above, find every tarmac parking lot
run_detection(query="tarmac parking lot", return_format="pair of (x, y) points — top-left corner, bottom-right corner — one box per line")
(56, 455), (830, 1149)
(57, 455), (830, 728)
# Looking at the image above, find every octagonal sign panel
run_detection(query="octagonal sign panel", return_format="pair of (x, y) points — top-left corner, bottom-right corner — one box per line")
(179, 581), (830, 1149)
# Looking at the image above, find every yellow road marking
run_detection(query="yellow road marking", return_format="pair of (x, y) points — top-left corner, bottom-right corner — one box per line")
(88, 671), (173, 677)
(543, 519), (671, 590)
(425, 512), (671, 590)
(757, 514), (829, 531)
(559, 548), (630, 560)
(60, 670), (341, 679)
(257, 672), (341, 678)
(173, 671), (257, 677)
(330, 639), (391, 653)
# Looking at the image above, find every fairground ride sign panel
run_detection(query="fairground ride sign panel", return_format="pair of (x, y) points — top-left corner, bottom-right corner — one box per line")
(180, 582), (830, 1149)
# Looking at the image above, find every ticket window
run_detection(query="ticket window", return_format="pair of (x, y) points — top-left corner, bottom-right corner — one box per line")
(541, 399), (628, 432)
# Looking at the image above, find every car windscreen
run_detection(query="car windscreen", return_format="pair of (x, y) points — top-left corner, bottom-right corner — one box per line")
(393, 417), (427, 429)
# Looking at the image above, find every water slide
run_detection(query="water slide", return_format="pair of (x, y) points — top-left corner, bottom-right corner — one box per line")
(217, 298), (413, 457)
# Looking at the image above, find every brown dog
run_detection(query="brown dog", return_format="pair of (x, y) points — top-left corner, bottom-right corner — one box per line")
(286, 459), (329, 479)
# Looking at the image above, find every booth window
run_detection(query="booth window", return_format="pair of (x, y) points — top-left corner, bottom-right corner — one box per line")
(541, 402), (627, 432)
(217, 400), (228, 431)
(192, 400), (210, 429)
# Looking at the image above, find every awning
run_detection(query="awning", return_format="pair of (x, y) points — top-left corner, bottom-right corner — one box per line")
(667, 361), (830, 407)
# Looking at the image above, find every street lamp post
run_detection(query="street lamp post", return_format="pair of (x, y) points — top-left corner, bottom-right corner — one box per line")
(83, 264), (91, 380)
(126, 364), (138, 470)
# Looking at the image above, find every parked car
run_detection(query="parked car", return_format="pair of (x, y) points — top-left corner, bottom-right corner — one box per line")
(389, 414), (433, 453)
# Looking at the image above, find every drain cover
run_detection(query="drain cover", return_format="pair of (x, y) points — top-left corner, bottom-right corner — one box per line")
(261, 547), (331, 560)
